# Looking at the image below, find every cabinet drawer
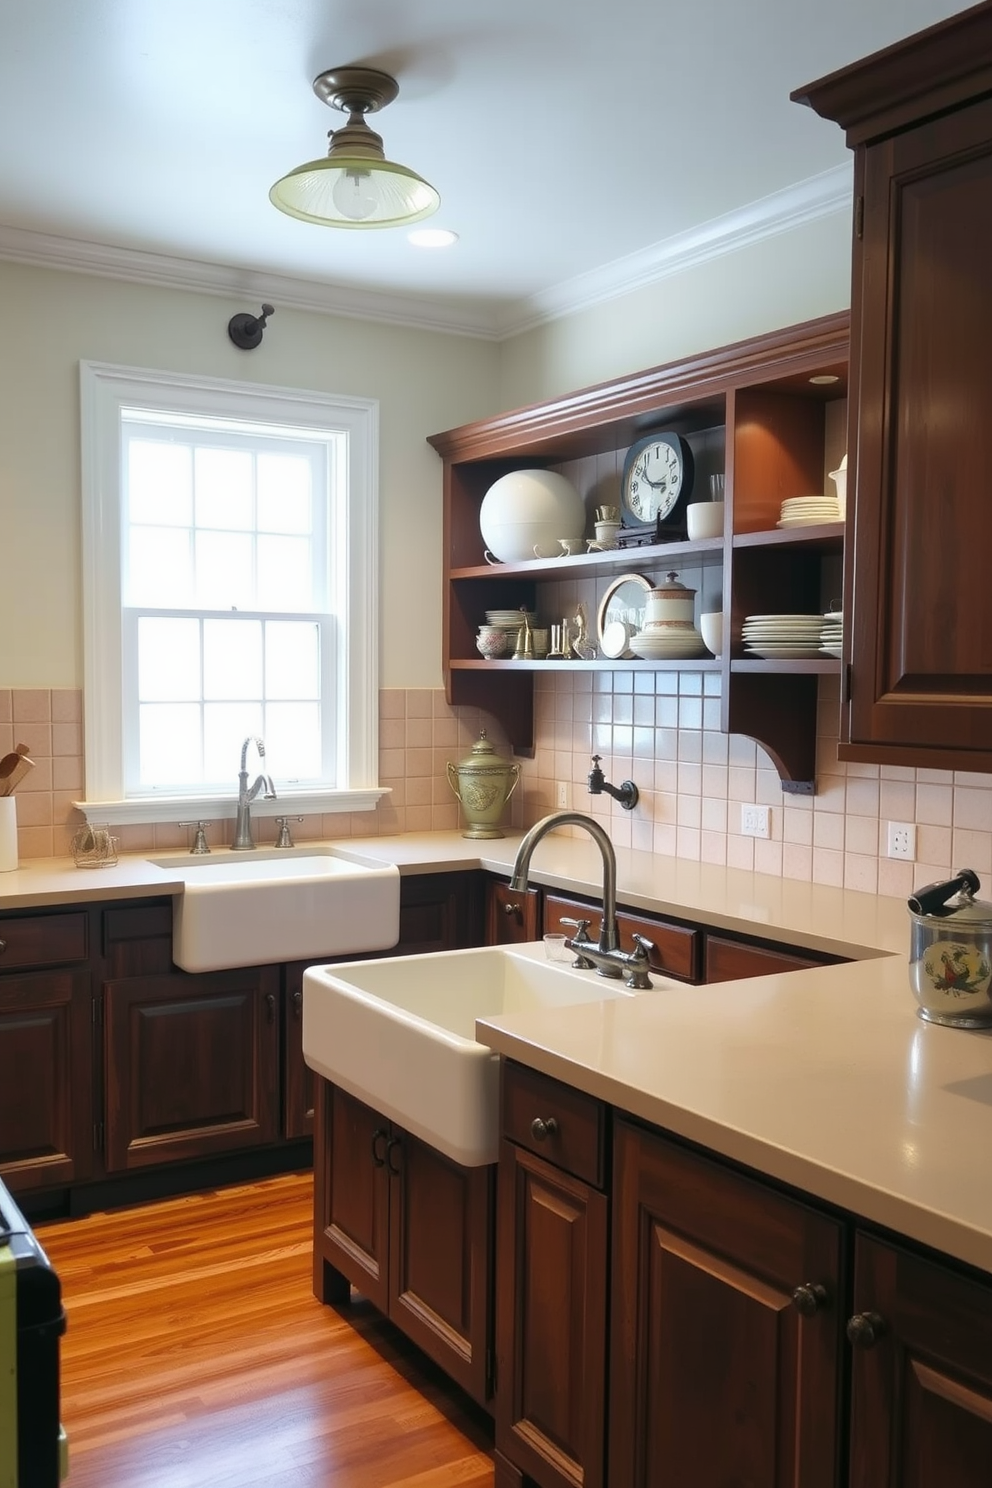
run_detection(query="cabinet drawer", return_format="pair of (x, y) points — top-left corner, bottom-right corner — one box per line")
(0, 912), (88, 971)
(502, 1059), (607, 1189)
(705, 933), (840, 983)
(544, 893), (700, 982)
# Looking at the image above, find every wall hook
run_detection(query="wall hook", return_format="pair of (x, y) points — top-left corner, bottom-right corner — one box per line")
(228, 303), (275, 350)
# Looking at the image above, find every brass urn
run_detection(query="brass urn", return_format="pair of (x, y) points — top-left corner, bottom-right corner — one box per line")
(446, 730), (521, 839)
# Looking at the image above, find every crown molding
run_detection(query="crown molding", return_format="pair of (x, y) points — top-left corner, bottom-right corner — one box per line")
(0, 162), (853, 345)
(496, 162), (854, 337)
(0, 223), (503, 340)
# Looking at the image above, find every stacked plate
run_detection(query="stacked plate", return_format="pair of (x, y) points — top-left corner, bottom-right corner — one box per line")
(820, 610), (843, 659)
(777, 495), (842, 529)
(629, 624), (708, 660)
(485, 609), (537, 638)
(742, 614), (826, 659)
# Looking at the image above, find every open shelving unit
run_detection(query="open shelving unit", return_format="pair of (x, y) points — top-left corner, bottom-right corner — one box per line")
(428, 311), (849, 790)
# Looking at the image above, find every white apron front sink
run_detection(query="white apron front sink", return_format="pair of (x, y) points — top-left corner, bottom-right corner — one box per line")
(148, 847), (401, 973)
(303, 941), (646, 1166)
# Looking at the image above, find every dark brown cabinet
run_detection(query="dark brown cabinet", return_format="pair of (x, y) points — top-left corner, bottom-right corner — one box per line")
(848, 1232), (992, 1488)
(313, 1079), (494, 1406)
(487, 878), (540, 945)
(0, 911), (93, 1194)
(495, 1060), (609, 1488)
(796, 6), (992, 772)
(704, 930), (842, 982)
(102, 967), (281, 1173)
(610, 1118), (844, 1488)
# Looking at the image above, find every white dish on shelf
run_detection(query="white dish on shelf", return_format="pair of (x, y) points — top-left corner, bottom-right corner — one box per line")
(744, 645), (826, 659)
(776, 517), (842, 529)
(820, 645), (844, 659)
(600, 619), (635, 659)
(630, 630), (708, 660)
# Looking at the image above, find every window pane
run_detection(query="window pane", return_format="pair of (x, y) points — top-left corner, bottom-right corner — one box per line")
(203, 619), (263, 701)
(258, 454), (312, 533)
(265, 621), (320, 699)
(128, 440), (193, 526)
(128, 528), (194, 606)
(194, 531), (254, 608)
(194, 447), (253, 530)
(139, 703), (201, 786)
(257, 536), (313, 611)
(204, 703), (264, 783)
(137, 617), (201, 701)
(265, 702), (321, 778)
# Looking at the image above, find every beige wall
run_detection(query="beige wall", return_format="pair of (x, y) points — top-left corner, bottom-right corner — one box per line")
(497, 210), (853, 407)
(0, 259), (500, 691)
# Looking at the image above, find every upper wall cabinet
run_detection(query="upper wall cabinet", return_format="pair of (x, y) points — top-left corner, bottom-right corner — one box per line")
(795, 3), (992, 773)
(429, 314), (848, 787)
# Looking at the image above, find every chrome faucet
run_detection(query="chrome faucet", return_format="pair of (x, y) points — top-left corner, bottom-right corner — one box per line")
(510, 811), (653, 987)
(231, 736), (277, 850)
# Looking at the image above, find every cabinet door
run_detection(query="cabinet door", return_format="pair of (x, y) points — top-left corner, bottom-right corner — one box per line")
(313, 1080), (390, 1313)
(849, 1233), (992, 1488)
(845, 95), (992, 768)
(397, 871), (487, 953)
(0, 970), (93, 1192)
(389, 1129), (494, 1405)
(610, 1119), (842, 1488)
(103, 967), (280, 1171)
(487, 880), (540, 945)
(283, 963), (314, 1140)
(495, 1138), (608, 1488)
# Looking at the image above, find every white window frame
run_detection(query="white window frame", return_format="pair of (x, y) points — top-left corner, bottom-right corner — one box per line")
(79, 361), (385, 827)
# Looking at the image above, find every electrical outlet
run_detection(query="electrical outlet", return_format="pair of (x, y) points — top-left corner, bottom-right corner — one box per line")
(741, 803), (771, 839)
(887, 821), (917, 861)
(556, 781), (570, 810)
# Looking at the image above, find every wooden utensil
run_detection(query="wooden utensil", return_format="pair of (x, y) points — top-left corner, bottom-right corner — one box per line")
(0, 743), (33, 796)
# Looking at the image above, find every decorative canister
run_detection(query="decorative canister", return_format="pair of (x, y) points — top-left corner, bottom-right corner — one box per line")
(908, 870), (992, 1026)
(446, 730), (521, 839)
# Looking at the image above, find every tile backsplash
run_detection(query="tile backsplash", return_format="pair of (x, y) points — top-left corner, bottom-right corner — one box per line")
(3, 681), (988, 900)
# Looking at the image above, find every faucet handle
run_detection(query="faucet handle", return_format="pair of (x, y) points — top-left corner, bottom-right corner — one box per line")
(179, 820), (212, 855)
(624, 934), (655, 989)
(560, 917), (596, 969)
(274, 815), (304, 849)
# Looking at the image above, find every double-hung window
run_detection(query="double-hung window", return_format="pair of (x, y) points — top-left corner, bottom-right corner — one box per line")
(79, 363), (383, 825)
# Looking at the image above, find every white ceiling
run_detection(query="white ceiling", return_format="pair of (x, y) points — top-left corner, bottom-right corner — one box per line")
(0, 0), (970, 337)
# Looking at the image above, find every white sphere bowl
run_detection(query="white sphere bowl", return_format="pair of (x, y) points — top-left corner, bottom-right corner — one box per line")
(480, 470), (585, 564)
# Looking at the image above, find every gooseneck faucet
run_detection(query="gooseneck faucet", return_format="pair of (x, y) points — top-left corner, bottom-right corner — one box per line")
(511, 810), (655, 987)
(232, 736), (277, 850)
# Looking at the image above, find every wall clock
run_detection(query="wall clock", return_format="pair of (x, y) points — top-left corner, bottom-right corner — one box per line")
(620, 432), (694, 541)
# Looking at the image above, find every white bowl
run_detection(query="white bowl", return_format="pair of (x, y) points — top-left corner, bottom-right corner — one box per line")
(686, 501), (724, 541)
(700, 612), (723, 656)
(480, 470), (585, 564)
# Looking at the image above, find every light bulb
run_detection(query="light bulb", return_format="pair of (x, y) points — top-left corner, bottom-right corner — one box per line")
(331, 168), (379, 221)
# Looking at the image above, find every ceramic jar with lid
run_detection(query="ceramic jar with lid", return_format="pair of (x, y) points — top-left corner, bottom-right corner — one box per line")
(630, 573), (707, 659)
(446, 730), (521, 839)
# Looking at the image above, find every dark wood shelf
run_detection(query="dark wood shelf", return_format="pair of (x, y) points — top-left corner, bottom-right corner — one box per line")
(730, 658), (841, 674)
(732, 523), (845, 552)
(451, 657), (722, 672)
(450, 535), (723, 584)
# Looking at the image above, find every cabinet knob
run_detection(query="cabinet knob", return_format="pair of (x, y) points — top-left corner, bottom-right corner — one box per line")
(846, 1311), (887, 1349)
(502, 900), (519, 917)
(293, 988), (303, 1019)
(371, 1128), (388, 1167)
(0, 939), (5, 953)
(265, 992), (276, 1023)
(792, 1283), (828, 1317)
(530, 1116), (559, 1141)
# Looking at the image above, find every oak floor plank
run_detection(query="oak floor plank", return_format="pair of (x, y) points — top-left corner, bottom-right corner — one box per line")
(38, 1171), (495, 1488)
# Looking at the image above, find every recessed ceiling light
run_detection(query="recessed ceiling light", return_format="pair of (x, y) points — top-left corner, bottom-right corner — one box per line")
(408, 228), (458, 248)
(809, 374), (840, 385)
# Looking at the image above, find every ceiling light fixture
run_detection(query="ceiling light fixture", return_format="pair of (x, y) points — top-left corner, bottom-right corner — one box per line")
(270, 67), (439, 230)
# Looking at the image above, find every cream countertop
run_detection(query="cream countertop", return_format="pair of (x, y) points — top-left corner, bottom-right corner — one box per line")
(8, 826), (988, 1277)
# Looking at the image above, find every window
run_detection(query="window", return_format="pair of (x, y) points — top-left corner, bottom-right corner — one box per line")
(80, 363), (384, 825)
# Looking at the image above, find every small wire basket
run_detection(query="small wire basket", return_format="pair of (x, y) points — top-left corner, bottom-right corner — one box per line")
(71, 824), (119, 869)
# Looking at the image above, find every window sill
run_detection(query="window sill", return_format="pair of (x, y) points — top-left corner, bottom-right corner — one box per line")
(72, 788), (391, 829)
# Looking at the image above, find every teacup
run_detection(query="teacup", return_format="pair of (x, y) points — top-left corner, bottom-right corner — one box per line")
(594, 520), (621, 546)
(686, 502), (724, 541)
(559, 536), (586, 555)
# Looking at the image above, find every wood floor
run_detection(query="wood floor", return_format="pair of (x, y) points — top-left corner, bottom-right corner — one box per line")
(36, 1171), (495, 1488)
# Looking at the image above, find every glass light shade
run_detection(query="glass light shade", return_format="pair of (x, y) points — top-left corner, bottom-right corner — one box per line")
(270, 156), (439, 228)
